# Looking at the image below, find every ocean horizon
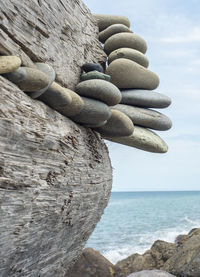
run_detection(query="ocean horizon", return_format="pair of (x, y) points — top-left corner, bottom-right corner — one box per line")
(86, 190), (200, 263)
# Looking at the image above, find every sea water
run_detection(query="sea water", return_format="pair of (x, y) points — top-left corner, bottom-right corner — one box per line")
(86, 191), (200, 264)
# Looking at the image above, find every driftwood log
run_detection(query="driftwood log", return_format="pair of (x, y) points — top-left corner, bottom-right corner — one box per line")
(0, 1), (112, 276)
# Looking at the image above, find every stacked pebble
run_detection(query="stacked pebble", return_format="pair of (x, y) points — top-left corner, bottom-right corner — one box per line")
(93, 14), (172, 153)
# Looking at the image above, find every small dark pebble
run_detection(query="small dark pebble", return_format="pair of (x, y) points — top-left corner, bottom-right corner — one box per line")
(82, 63), (104, 73)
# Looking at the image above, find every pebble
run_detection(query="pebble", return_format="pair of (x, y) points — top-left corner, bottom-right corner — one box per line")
(28, 63), (56, 99)
(80, 71), (111, 82)
(95, 109), (134, 137)
(2, 67), (27, 83)
(61, 90), (84, 117)
(112, 104), (172, 131)
(0, 56), (21, 74)
(17, 67), (49, 92)
(99, 24), (133, 43)
(105, 126), (168, 153)
(82, 63), (103, 73)
(104, 33), (147, 55)
(108, 48), (149, 68)
(38, 82), (72, 112)
(106, 58), (159, 90)
(84, 120), (107, 128)
(70, 97), (111, 126)
(93, 14), (130, 31)
(120, 89), (172, 108)
(75, 79), (122, 106)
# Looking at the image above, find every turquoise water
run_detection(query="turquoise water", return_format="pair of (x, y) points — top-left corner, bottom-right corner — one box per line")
(86, 191), (200, 263)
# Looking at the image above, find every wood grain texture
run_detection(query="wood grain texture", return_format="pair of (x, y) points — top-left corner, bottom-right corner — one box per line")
(0, 76), (112, 276)
(0, 0), (106, 89)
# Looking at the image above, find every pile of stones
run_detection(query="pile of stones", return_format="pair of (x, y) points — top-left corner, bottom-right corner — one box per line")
(0, 14), (172, 154)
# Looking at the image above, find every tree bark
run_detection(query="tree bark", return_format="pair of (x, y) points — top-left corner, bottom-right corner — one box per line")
(0, 1), (112, 276)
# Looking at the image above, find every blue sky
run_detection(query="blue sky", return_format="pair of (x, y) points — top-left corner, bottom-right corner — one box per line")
(84, 0), (200, 191)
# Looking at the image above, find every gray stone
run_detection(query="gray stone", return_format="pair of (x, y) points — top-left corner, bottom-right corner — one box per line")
(104, 33), (147, 55)
(93, 14), (130, 31)
(95, 109), (134, 137)
(70, 97), (111, 126)
(0, 55), (21, 74)
(2, 67), (27, 83)
(108, 48), (149, 68)
(106, 58), (159, 90)
(38, 81), (72, 113)
(128, 270), (176, 277)
(17, 67), (49, 92)
(120, 89), (172, 108)
(105, 126), (168, 153)
(28, 63), (56, 99)
(82, 63), (103, 73)
(80, 71), (111, 82)
(112, 104), (172, 131)
(75, 79), (122, 106)
(84, 120), (107, 128)
(99, 24), (133, 43)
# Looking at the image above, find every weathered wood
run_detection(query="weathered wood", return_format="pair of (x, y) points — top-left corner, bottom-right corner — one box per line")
(0, 76), (112, 276)
(0, 1), (112, 276)
(0, 0), (106, 89)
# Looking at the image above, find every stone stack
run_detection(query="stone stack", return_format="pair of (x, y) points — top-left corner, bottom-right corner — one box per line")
(93, 14), (172, 153)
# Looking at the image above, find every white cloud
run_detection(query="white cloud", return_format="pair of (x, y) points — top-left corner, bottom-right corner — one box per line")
(161, 27), (200, 43)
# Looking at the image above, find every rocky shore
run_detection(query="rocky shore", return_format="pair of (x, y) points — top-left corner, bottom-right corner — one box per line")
(68, 228), (200, 277)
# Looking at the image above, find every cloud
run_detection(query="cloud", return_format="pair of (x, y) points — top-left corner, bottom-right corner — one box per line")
(161, 27), (200, 43)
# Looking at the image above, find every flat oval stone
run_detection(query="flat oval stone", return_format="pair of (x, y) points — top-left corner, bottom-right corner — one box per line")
(120, 89), (172, 108)
(75, 79), (122, 106)
(70, 97), (111, 125)
(95, 109), (134, 137)
(28, 63), (56, 99)
(104, 126), (168, 153)
(108, 48), (149, 68)
(38, 82), (72, 111)
(112, 104), (172, 131)
(84, 120), (107, 128)
(99, 24), (133, 43)
(93, 14), (130, 31)
(80, 71), (111, 82)
(104, 33), (147, 55)
(0, 56), (21, 74)
(106, 58), (159, 90)
(2, 67), (27, 83)
(60, 90), (84, 117)
(17, 67), (49, 92)
(82, 63), (103, 73)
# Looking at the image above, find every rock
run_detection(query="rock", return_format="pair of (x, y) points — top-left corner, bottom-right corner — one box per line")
(2, 67), (26, 83)
(84, 120), (107, 128)
(106, 59), (159, 90)
(67, 248), (117, 277)
(163, 228), (200, 277)
(112, 104), (172, 131)
(17, 67), (49, 92)
(120, 89), (172, 108)
(104, 33), (147, 55)
(28, 63), (56, 99)
(38, 81), (72, 114)
(82, 63), (103, 73)
(95, 109), (134, 137)
(70, 97), (111, 126)
(75, 79), (122, 106)
(80, 71), (111, 82)
(62, 90), (84, 117)
(175, 234), (187, 244)
(108, 48), (149, 68)
(93, 14), (130, 31)
(0, 55), (21, 74)
(99, 24), (133, 43)
(127, 270), (176, 277)
(105, 126), (168, 153)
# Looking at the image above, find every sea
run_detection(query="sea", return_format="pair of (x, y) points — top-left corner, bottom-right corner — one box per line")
(86, 191), (200, 264)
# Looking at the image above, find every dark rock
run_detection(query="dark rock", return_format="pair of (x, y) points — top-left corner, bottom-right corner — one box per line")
(82, 63), (104, 73)
(95, 109), (134, 137)
(120, 89), (172, 109)
(93, 14), (130, 31)
(2, 67), (27, 83)
(112, 104), (172, 131)
(75, 79), (122, 106)
(80, 71), (111, 81)
(99, 24), (133, 43)
(104, 33), (147, 55)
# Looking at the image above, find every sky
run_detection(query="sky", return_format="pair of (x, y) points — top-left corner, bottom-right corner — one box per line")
(84, 0), (200, 191)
